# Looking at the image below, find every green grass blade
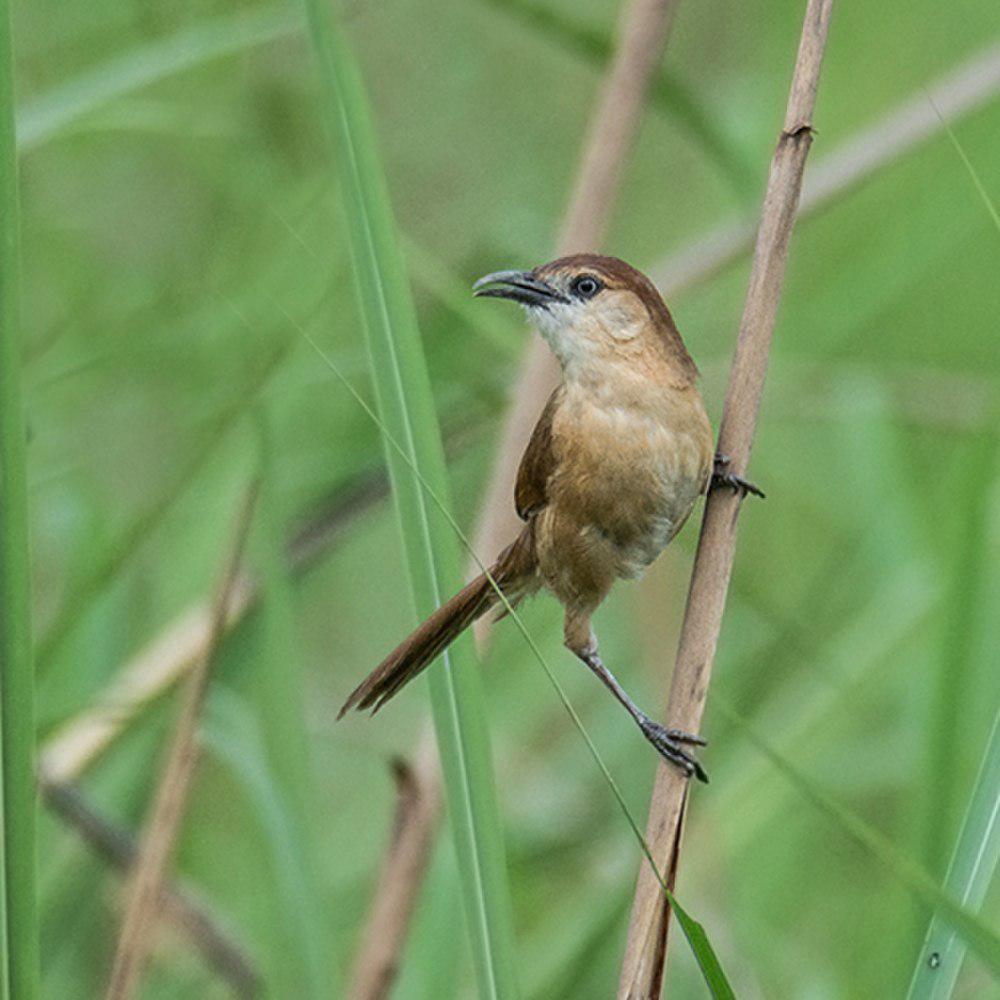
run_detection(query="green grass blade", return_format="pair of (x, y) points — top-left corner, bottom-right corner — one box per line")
(297, 4), (520, 997)
(924, 432), (996, 875)
(0, 0), (38, 994)
(929, 98), (1000, 238)
(668, 896), (735, 1000)
(907, 112), (1000, 999)
(908, 709), (1000, 998)
(716, 696), (1000, 981)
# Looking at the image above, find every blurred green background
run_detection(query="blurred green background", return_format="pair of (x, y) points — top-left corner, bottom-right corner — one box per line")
(15, 0), (999, 995)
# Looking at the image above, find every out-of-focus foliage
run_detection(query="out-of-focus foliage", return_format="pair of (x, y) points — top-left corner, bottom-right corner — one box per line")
(17, 0), (999, 996)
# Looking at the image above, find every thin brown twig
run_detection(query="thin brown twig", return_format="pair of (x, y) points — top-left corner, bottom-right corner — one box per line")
(618, 3), (835, 996)
(43, 780), (261, 997)
(105, 482), (259, 1000)
(345, 2), (684, 994)
(346, 743), (443, 1000)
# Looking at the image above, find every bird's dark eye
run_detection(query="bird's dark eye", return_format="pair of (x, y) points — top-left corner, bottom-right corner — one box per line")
(571, 274), (602, 299)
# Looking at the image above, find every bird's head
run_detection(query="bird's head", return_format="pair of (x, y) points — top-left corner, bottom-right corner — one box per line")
(473, 254), (697, 385)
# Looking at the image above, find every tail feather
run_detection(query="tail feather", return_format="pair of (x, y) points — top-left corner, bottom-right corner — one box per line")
(338, 531), (535, 718)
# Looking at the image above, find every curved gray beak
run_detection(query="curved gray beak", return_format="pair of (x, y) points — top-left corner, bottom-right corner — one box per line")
(472, 269), (567, 308)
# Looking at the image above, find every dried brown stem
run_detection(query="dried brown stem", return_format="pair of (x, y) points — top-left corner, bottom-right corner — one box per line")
(618, 3), (835, 996)
(106, 483), (259, 1000)
(347, 742), (443, 1000)
(43, 780), (261, 997)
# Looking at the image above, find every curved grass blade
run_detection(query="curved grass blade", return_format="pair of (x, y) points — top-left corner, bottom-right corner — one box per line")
(715, 695), (1000, 982)
(908, 709), (1000, 998)
(296, 4), (520, 996)
(0, 0), (39, 993)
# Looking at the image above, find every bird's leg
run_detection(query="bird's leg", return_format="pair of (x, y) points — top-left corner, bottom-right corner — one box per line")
(567, 633), (708, 783)
(712, 452), (765, 499)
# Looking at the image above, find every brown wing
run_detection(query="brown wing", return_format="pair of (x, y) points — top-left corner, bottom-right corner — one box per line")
(514, 388), (562, 521)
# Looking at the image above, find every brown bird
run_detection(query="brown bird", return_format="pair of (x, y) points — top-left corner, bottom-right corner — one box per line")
(338, 254), (761, 781)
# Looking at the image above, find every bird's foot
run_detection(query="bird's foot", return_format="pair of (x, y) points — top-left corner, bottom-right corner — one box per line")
(640, 718), (709, 783)
(712, 453), (765, 499)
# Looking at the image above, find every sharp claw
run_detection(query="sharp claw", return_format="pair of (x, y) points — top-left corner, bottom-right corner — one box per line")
(712, 468), (766, 499)
(665, 728), (708, 747)
(642, 721), (709, 783)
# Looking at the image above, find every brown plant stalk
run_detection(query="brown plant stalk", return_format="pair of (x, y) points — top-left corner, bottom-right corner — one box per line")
(346, 746), (442, 999)
(105, 483), (259, 1000)
(618, 2), (835, 996)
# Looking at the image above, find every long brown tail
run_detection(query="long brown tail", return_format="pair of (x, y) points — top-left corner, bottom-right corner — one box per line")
(337, 530), (535, 718)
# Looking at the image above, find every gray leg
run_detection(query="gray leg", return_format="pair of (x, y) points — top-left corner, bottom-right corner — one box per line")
(573, 644), (708, 783)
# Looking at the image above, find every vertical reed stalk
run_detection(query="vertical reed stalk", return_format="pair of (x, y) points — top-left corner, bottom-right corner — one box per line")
(619, 2), (834, 995)
(0, 1), (39, 995)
